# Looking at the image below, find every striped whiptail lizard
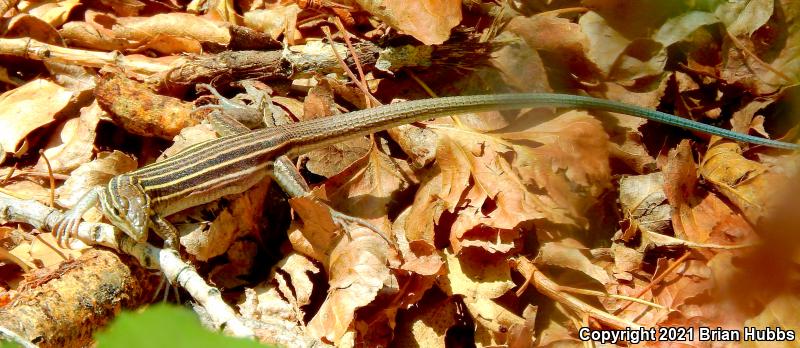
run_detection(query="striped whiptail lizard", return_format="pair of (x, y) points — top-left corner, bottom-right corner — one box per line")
(52, 93), (798, 247)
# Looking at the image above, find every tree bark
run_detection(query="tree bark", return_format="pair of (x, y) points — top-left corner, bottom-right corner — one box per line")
(0, 249), (161, 348)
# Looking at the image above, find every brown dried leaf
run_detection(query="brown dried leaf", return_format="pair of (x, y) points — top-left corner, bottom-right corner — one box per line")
(536, 317), (581, 346)
(500, 110), (611, 225)
(730, 98), (775, 135)
(8, 233), (82, 271)
(402, 110), (609, 254)
(1, 180), (51, 204)
(664, 141), (757, 245)
(5, 14), (62, 45)
(653, 11), (719, 47)
(179, 181), (270, 260)
(742, 296), (800, 347)
(653, 257), (712, 308)
(2, 228), (32, 273)
(243, 5), (302, 40)
(18, 0), (81, 27)
(714, 0), (773, 37)
(719, 1), (798, 94)
(238, 287), (300, 329)
(580, 9), (718, 82)
(509, 305), (537, 348)
(507, 12), (589, 58)
(29, 233), (84, 265)
(387, 122), (439, 168)
(402, 172), (445, 246)
(204, 0), (239, 24)
(61, 12), (231, 54)
(292, 147), (420, 344)
(534, 241), (611, 286)
(759, 0), (800, 88)
(322, 147), (410, 230)
(506, 10), (602, 89)
(610, 243), (643, 277)
(7, 242), (36, 271)
(392, 295), (460, 348)
(0, 79), (77, 154)
(59, 11), (130, 52)
(618, 172), (672, 240)
(451, 28), (552, 116)
(393, 208), (444, 276)
(159, 124), (218, 160)
(116, 13), (230, 52)
(439, 251), (514, 300)
(579, 11), (631, 78)
(469, 298), (528, 347)
(306, 226), (398, 344)
(302, 82), (337, 120)
(699, 138), (790, 223)
(208, 240), (258, 288)
(614, 257), (712, 328)
(55, 150), (138, 208)
(601, 81), (667, 173)
(273, 253), (321, 309)
(34, 102), (101, 174)
(0, 66), (21, 86)
(287, 194), (341, 263)
(489, 31), (552, 95)
(238, 252), (320, 325)
(354, 0), (461, 45)
(431, 131), (544, 254)
(138, 34), (204, 55)
(98, 0), (145, 16)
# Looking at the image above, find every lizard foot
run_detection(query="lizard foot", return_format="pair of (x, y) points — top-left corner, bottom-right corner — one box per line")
(152, 271), (181, 303)
(52, 210), (83, 248)
(328, 208), (392, 245)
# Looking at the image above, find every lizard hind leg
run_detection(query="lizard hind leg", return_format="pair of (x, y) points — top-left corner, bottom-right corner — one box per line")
(271, 157), (392, 244)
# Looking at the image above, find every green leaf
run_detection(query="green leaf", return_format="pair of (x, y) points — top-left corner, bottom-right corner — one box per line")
(0, 340), (23, 348)
(95, 304), (272, 348)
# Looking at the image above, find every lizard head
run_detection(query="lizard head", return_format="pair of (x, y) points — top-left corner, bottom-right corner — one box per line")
(100, 175), (151, 242)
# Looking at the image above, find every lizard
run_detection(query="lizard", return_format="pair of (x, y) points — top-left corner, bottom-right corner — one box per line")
(52, 92), (798, 248)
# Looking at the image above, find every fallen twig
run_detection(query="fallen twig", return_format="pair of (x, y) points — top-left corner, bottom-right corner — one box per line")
(0, 193), (255, 340)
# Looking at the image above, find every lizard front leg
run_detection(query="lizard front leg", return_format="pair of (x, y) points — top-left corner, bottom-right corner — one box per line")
(152, 215), (179, 251)
(53, 186), (103, 247)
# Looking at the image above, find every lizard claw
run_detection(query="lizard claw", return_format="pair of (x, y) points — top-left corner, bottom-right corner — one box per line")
(53, 210), (82, 248)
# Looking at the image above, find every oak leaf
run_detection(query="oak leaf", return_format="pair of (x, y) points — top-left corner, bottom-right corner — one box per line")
(618, 172), (672, 241)
(34, 101), (101, 174)
(663, 141), (757, 245)
(699, 138), (791, 223)
(306, 225), (399, 344)
(18, 0), (81, 27)
(354, 0), (461, 45)
(0, 79), (77, 155)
